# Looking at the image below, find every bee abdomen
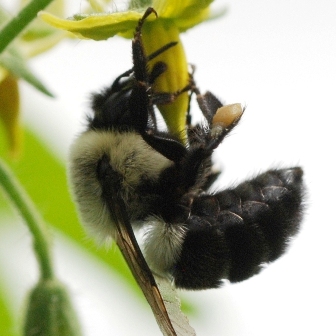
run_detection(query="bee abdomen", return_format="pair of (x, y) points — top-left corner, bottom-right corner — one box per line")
(172, 167), (304, 289)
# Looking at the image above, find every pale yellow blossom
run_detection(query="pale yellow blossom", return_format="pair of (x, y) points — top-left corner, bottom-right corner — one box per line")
(40, 0), (225, 141)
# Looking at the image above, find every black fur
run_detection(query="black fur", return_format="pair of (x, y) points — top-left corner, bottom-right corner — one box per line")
(173, 168), (303, 289)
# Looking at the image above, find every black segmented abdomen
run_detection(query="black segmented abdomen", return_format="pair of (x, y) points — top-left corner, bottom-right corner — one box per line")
(172, 167), (304, 289)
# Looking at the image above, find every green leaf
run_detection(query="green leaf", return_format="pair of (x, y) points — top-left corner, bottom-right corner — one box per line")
(0, 45), (54, 97)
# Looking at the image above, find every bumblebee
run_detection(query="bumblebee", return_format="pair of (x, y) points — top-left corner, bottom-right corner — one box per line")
(69, 8), (304, 289)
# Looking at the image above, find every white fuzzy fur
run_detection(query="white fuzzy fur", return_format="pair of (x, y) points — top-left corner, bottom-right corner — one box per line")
(143, 217), (186, 276)
(68, 130), (172, 243)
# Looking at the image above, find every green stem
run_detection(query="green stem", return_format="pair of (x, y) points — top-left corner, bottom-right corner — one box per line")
(0, 159), (54, 280)
(0, 0), (54, 54)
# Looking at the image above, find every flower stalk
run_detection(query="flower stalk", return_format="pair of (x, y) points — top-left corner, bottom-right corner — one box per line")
(142, 19), (190, 140)
(0, 0), (55, 54)
(0, 158), (54, 280)
(0, 159), (82, 335)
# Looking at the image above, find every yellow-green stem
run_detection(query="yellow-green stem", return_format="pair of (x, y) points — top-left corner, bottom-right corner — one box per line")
(142, 19), (189, 142)
(0, 0), (55, 54)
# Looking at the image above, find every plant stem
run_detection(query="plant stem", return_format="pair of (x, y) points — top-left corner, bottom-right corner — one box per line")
(0, 0), (55, 54)
(0, 159), (54, 280)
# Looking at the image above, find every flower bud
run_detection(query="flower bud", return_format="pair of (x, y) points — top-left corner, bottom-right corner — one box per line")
(23, 279), (81, 336)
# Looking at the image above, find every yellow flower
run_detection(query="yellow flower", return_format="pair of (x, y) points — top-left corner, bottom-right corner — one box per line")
(40, 0), (226, 142)
(0, 1), (66, 158)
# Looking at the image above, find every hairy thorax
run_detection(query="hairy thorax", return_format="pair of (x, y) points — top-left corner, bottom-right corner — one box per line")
(69, 130), (173, 240)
